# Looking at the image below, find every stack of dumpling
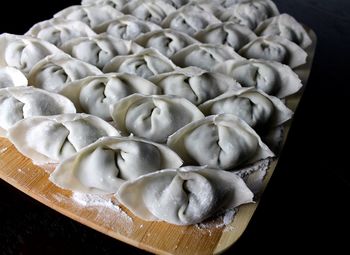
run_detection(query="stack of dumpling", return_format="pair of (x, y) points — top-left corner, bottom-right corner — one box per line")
(0, 0), (312, 226)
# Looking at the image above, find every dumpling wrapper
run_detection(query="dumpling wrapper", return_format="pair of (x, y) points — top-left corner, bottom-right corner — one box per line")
(103, 48), (177, 79)
(8, 113), (120, 165)
(117, 166), (254, 225)
(194, 22), (257, 51)
(161, 4), (221, 35)
(255, 13), (312, 49)
(135, 29), (199, 58)
(110, 94), (205, 143)
(149, 66), (241, 105)
(121, 0), (176, 25)
(81, 0), (128, 10)
(213, 58), (302, 98)
(59, 73), (161, 121)
(61, 34), (144, 69)
(0, 86), (76, 137)
(167, 114), (274, 170)
(170, 43), (244, 71)
(238, 36), (308, 69)
(220, 0), (279, 30)
(0, 33), (64, 74)
(199, 87), (293, 130)
(25, 18), (96, 47)
(50, 136), (183, 194)
(95, 15), (162, 40)
(54, 4), (123, 30)
(0, 67), (28, 88)
(28, 53), (103, 93)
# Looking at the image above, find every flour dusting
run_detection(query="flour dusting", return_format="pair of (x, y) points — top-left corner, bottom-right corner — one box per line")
(0, 147), (8, 153)
(196, 209), (237, 232)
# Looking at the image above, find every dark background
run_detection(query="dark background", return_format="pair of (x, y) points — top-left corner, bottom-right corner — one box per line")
(1, 0), (349, 254)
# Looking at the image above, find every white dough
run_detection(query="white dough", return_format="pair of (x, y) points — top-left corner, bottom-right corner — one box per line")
(81, 0), (128, 10)
(50, 136), (183, 194)
(149, 67), (241, 105)
(170, 43), (244, 71)
(213, 58), (303, 98)
(54, 5), (123, 30)
(199, 87), (293, 130)
(59, 73), (161, 121)
(255, 13), (312, 49)
(238, 36), (308, 69)
(0, 67), (28, 88)
(28, 53), (103, 93)
(96, 15), (162, 40)
(194, 22), (257, 51)
(117, 166), (254, 225)
(25, 18), (96, 47)
(135, 29), (199, 58)
(61, 34), (144, 69)
(0, 86), (76, 137)
(0, 33), (64, 74)
(122, 0), (176, 25)
(8, 113), (120, 165)
(103, 48), (177, 79)
(167, 114), (274, 170)
(110, 94), (205, 143)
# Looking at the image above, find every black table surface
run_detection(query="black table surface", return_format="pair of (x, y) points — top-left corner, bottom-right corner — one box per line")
(1, 0), (349, 254)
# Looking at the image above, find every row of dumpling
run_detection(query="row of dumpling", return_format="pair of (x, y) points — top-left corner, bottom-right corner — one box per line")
(0, 0), (312, 225)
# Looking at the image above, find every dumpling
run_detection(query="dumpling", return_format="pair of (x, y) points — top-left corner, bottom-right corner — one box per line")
(255, 14), (312, 49)
(103, 48), (177, 79)
(194, 22), (257, 51)
(177, 1), (224, 18)
(170, 43), (244, 71)
(0, 67), (28, 88)
(53, 5), (123, 30)
(110, 94), (205, 143)
(25, 18), (96, 47)
(238, 36), (308, 68)
(0, 86), (76, 137)
(199, 88), (293, 131)
(60, 34), (144, 69)
(121, 0), (176, 25)
(149, 67), (241, 105)
(167, 114), (274, 169)
(95, 15), (162, 40)
(161, 4), (221, 35)
(81, 0), (128, 10)
(117, 166), (254, 225)
(59, 73), (161, 121)
(8, 113), (120, 165)
(50, 136), (183, 194)
(213, 59), (302, 98)
(28, 53), (103, 93)
(220, 0), (279, 30)
(135, 29), (199, 58)
(160, 0), (190, 8)
(0, 33), (63, 74)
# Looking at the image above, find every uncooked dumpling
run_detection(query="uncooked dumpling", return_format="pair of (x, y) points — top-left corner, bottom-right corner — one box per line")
(81, 0), (128, 10)
(149, 66), (241, 105)
(28, 53), (103, 93)
(213, 59), (302, 98)
(103, 48), (177, 79)
(0, 67), (28, 88)
(0, 33), (64, 74)
(170, 43), (244, 71)
(167, 114), (274, 170)
(59, 73), (161, 120)
(199, 87), (293, 130)
(110, 94), (205, 143)
(8, 113), (120, 165)
(50, 136), (183, 194)
(117, 166), (254, 225)
(0, 86), (76, 137)
(61, 34), (143, 69)
(238, 36), (307, 69)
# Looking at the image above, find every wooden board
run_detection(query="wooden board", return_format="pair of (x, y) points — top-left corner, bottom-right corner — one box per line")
(0, 30), (316, 255)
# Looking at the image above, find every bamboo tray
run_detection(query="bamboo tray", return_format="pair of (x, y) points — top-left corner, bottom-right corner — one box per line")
(0, 29), (316, 255)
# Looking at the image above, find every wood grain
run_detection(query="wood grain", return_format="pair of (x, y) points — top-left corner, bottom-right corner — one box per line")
(0, 30), (316, 255)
